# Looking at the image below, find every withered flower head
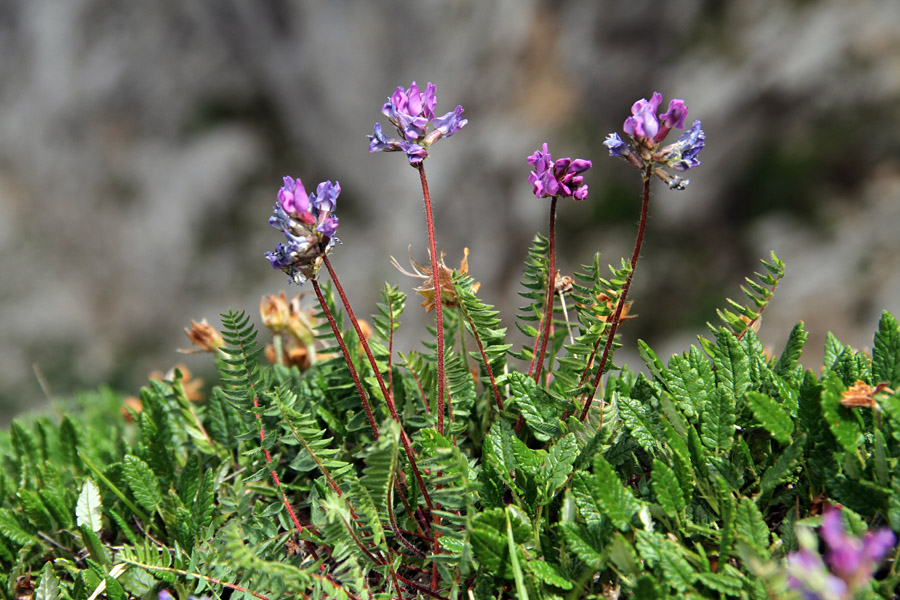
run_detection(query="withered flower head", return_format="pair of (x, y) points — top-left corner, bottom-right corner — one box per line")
(124, 363), (205, 420)
(260, 291), (292, 333)
(265, 341), (312, 371)
(285, 294), (317, 343)
(841, 380), (895, 409)
(554, 272), (574, 295)
(179, 318), (225, 354)
(150, 364), (205, 402)
(392, 247), (480, 312)
(596, 292), (637, 323)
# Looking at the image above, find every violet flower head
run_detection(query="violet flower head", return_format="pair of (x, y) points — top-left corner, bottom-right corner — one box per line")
(821, 508), (896, 590)
(368, 81), (468, 164)
(527, 143), (592, 201)
(266, 176), (341, 285)
(623, 92), (663, 143)
(662, 121), (705, 171)
(786, 508), (896, 600)
(606, 92), (704, 190)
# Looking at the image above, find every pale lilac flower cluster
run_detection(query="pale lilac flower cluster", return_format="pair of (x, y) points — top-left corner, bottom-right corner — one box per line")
(368, 81), (468, 164)
(604, 92), (704, 189)
(266, 176), (341, 285)
(787, 508), (895, 600)
(527, 143), (592, 201)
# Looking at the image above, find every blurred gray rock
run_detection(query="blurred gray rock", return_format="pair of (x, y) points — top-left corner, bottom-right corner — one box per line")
(1, 0), (899, 421)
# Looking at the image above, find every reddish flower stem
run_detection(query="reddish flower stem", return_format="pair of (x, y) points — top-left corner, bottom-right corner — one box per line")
(323, 255), (394, 412)
(579, 166), (652, 422)
(248, 377), (318, 559)
(532, 196), (558, 383)
(415, 163), (447, 434)
(321, 257), (438, 522)
(311, 279), (380, 439)
(459, 307), (503, 411)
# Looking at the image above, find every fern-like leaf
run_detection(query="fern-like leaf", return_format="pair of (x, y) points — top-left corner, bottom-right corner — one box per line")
(711, 251), (785, 339)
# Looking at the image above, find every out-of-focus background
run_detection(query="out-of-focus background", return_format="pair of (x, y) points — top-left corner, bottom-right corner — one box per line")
(2, 0), (900, 424)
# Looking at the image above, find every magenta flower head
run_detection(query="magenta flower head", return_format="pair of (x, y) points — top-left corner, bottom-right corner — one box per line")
(368, 81), (468, 165)
(266, 176), (341, 285)
(527, 143), (592, 201)
(821, 508), (895, 591)
(604, 92), (704, 190)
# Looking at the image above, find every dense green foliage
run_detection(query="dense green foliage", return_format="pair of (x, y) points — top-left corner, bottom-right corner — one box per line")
(1, 247), (899, 599)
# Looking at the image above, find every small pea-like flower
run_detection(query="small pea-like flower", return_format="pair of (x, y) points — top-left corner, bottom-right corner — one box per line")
(526, 143), (592, 201)
(266, 176), (341, 285)
(604, 92), (704, 190)
(368, 81), (468, 164)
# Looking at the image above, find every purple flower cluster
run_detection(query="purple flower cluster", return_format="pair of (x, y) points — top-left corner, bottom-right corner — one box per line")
(368, 81), (468, 164)
(527, 143), (592, 201)
(604, 92), (704, 189)
(265, 176), (341, 285)
(787, 508), (896, 600)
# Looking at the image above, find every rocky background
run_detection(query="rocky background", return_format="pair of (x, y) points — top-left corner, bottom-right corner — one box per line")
(2, 0), (899, 422)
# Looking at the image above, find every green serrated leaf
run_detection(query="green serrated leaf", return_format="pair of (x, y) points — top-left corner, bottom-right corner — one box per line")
(873, 311), (900, 388)
(712, 328), (750, 399)
(701, 388), (735, 457)
(735, 497), (770, 557)
(559, 520), (606, 569)
(36, 562), (60, 600)
(651, 459), (685, 517)
(821, 371), (864, 454)
(760, 434), (805, 494)
(123, 455), (163, 514)
(775, 321), (808, 378)
(572, 455), (639, 531)
(746, 391), (794, 445)
(616, 391), (659, 456)
(543, 433), (577, 501)
(76, 478), (103, 533)
(638, 339), (666, 383)
(527, 559), (573, 589)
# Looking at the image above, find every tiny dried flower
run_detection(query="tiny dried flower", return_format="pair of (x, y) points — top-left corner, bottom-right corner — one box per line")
(554, 272), (574, 294)
(265, 340), (311, 371)
(368, 81), (468, 164)
(840, 380), (894, 409)
(392, 247), (479, 312)
(527, 143), (592, 201)
(266, 176), (341, 285)
(178, 318), (225, 354)
(604, 92), (704, 190)
(260, 291), (292, 334)
(596, 292), (636, 323)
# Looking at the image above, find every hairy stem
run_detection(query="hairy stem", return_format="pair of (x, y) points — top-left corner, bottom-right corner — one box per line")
(580, 167), (652, 422)
(531, 196), (559, 383)
(416, 162), (447, 434)
(311, 279), (380, 439)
